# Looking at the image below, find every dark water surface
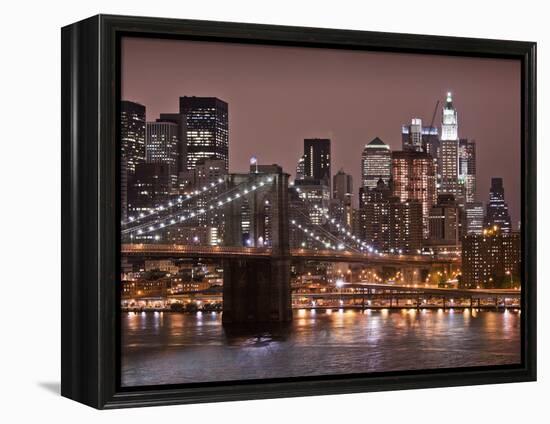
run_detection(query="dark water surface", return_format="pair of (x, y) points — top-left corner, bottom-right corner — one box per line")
(121, 308), (521, 387)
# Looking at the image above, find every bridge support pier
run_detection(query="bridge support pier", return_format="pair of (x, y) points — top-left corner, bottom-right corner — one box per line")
(222, 257), (292, 324)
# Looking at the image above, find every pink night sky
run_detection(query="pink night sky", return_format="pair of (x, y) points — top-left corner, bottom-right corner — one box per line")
(121, 36), (521, 227)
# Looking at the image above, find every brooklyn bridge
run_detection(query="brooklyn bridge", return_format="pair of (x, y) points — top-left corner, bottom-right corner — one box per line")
(122, 164), (465, 324)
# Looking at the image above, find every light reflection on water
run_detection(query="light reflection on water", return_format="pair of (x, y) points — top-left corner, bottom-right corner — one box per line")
(121, 309), (521, 387)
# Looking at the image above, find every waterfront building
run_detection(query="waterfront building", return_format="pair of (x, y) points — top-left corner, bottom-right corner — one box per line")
(179, 96), (229, 171)
(361, 137), (392, 189)
(462, 227), (520, 288)
(391, 150), (436, 238)
(485, 177), (512, 233)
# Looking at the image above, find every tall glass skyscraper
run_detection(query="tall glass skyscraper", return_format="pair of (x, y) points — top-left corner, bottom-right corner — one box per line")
(179, 97), (229, 171)
(303, 138), (331, 188)
(146, 121), (180, 191)
(121, 100), (146, 221)
(361, 137), (392, 189)
(485, 177), (512, 233)
(459, 138), (477, 203)
(121, 100), (146, 174)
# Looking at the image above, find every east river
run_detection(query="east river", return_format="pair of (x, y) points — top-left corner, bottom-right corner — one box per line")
(121, 308), (521, 387)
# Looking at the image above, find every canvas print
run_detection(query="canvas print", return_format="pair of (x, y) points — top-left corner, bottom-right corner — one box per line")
(119, 37), (522, 387)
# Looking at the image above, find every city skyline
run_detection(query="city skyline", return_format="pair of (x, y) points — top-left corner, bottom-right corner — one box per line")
(119, 36), (522, 388)
(121, 37), (521, 226)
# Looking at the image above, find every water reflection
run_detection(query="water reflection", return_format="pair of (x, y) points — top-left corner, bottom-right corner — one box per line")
(121, 309), (521, 387)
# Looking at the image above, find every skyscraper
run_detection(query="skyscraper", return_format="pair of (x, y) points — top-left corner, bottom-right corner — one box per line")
(294, 178), (330, 226)
(359, 180), (422, 253)
(391, 150), (436, 238)
(485, 177), (512, 233)
(428, 194), (460, 246)
(146, 121), (180, 190)
(402, 118), (423, 152)
(128, 163), (171, 220)
(121, 101), (146, 174)
(462, 227), (520, 288)
(459, 138), (476, 203)
(464, 202), (484, 235)
(121, 100), (146, 221)
(333, 169), (353, 204)
(179, 97), (229, 171)
(439, 92), (460, 198)
(332, 169), (353, 227)
(158, 112), (187, 173)
(361, 137), (392, 189)
(295, 155), (305, 181)
(303, 138), (331, 188)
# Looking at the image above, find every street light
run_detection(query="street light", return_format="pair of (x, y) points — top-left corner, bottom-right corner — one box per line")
(505, 270), (513, 287)
(336, 278), (344, 307)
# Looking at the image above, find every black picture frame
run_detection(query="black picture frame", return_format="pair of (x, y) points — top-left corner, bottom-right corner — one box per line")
(61, 14), (537, 409)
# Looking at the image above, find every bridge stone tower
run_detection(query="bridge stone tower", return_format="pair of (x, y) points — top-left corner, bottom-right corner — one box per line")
(222, 165), (292, 324)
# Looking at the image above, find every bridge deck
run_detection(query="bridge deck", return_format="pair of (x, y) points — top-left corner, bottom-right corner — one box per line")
(121, 244), (459, 265)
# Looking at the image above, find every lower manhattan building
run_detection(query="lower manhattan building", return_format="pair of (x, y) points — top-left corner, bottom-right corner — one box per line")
(359, 180), (422, 253)
(458, 138), (476, 203)
(401, 118), (439, 155)
(361, 137), (392, 189)
(128, 163), (171, 218)
(461, 227), (520, 289)
(464, 202), (485, 235)
(294, 178), (330, 226)
(485, 177), (512, 233)
(428, 194), (460, 247)
(146, 120), (180, 191)
(391, 150), (436, 238)
(332, 169), (353, 227)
